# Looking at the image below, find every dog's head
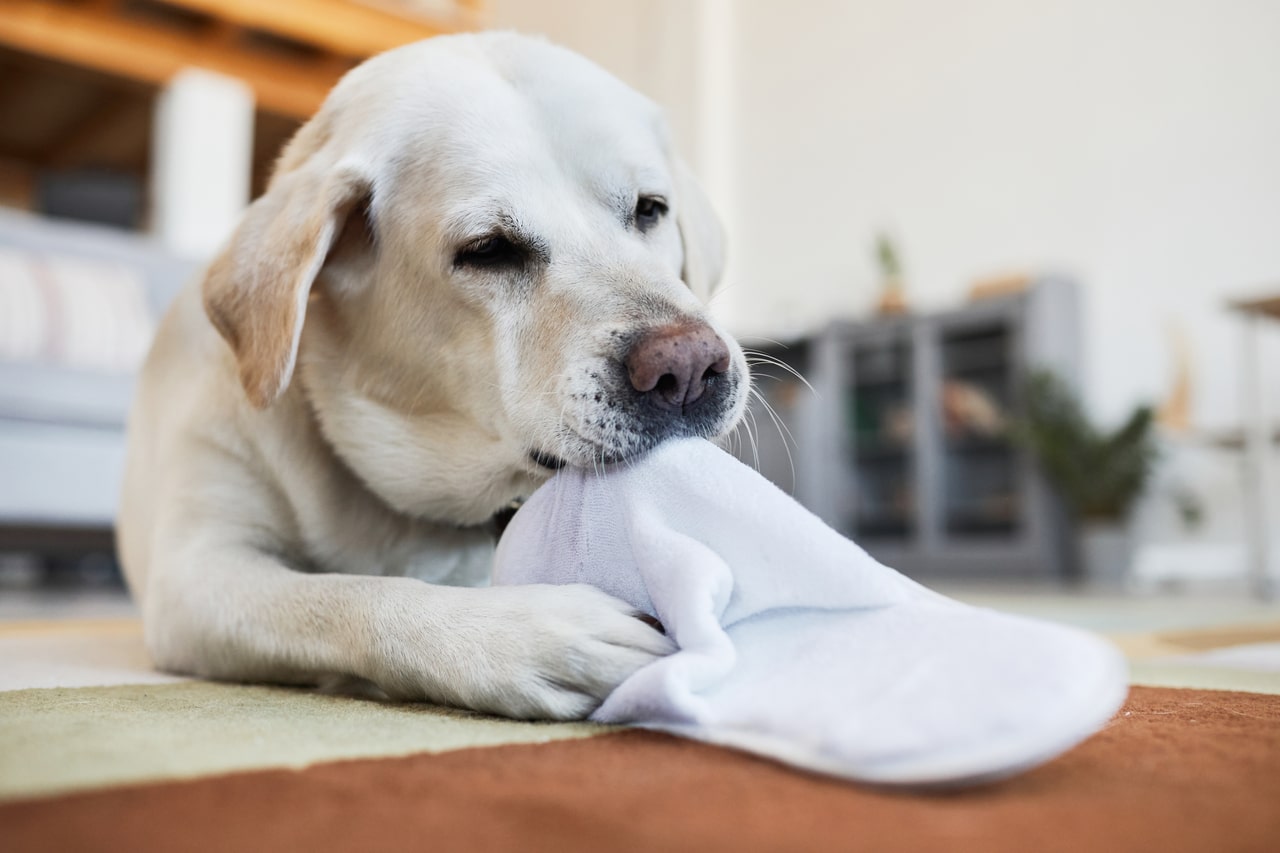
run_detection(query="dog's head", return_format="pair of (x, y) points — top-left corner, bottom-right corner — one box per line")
(202, 33), (748, 524)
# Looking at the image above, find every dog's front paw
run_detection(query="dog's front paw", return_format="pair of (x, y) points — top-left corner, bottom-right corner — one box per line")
(374, 582), (674, 720)
(486, 583), (676, 720)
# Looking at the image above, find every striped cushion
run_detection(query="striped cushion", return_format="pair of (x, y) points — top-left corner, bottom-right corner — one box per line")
(0, 247), (154, 374)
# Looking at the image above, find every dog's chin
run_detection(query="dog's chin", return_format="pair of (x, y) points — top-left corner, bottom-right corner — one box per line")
(527, 443), (631, 471)
(529, 421), (736, 473)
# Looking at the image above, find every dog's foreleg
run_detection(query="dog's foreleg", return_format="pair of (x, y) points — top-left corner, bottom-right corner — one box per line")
(142, 545), (417, 686)
(140, 542), (672, 719)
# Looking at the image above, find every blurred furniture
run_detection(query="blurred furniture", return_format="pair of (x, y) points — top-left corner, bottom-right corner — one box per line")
(0, 207), (195, 550)
(0, 2), (481, 571)
(0, 1), (482, 217)
(1230, 291), (1280, 600)
(742, 278), (1079, 580)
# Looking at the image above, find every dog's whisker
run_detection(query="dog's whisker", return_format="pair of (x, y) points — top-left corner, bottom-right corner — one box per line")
(741, 350), (816, 394)
(738, 334), (791, 349)
(725, 419), (743, 460)
(740, 401), (761, 473)
(749, 385), (798, 489)
(705, 280), (739, 308)
(571, 406), (603, 481)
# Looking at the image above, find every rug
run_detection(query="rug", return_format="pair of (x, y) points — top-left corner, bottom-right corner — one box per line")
(1, 617), (1277, 852)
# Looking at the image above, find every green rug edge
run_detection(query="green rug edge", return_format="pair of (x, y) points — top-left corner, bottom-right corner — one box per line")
(0, 681), (605, 802)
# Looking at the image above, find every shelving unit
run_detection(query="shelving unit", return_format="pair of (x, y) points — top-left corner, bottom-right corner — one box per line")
(740, 278), (1079, 580)
(847, 323), (917, 540)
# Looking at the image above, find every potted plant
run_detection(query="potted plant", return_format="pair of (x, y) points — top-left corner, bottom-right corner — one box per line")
(873, 234), (909, 315)
(1014, 370), (1159, 586)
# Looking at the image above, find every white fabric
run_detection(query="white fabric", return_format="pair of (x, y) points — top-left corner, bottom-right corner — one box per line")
(493, 438), (1128, 786)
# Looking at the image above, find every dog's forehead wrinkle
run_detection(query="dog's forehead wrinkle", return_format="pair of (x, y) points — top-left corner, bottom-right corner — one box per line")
(480, 32), (659, 122)
(479, 51), (671, 202)
(572, 149), (670, 214)
(604, 187), (632, 224)
(441, 179), (624, 237)
(386, 144), (667, 261)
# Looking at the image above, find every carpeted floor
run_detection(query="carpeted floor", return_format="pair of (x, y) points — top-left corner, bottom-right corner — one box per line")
(1, 613), (1278, 851)
(4, 687), (1278, 853)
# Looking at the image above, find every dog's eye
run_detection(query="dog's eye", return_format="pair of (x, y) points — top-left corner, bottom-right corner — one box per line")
(454, 235), (525, 269)
(635, 196), (668, 232)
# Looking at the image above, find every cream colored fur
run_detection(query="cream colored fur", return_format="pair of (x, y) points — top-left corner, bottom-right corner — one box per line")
(117, 33), (747, 719)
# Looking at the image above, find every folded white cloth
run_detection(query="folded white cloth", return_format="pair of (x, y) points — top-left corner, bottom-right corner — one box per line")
(492, 438), (1128, 786)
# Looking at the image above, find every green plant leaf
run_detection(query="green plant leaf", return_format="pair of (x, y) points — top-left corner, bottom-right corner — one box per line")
(1011, 370), (1158, 521)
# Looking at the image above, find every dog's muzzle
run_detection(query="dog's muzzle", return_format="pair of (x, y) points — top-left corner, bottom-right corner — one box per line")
(607, 321), (740, 453)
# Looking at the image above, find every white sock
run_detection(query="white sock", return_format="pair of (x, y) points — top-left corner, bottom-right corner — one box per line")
(493, 438), (1128, 786)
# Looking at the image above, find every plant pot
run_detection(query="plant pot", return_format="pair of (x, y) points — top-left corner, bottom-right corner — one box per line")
(1077, 521), (1133, 590)
(876, 277), (909, 315)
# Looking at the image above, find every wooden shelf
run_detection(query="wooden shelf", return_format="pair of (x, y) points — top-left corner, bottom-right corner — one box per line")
(1230, 292), (1280, 321)
(0, 0), (479, 119)
(159, 0), (473, 60)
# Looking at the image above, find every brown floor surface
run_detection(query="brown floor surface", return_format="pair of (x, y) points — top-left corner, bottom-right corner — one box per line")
(4, 686), (1278, 853)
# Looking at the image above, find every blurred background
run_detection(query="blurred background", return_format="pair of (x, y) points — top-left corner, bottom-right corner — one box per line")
(1, 0), (1278, 617)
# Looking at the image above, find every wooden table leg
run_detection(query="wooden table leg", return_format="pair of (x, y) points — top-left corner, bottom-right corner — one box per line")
(1242, 316), (1277, 600)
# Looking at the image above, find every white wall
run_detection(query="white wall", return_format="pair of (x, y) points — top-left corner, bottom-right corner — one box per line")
(727, 0), (1280, 428)
(488, 0), (1280, 429)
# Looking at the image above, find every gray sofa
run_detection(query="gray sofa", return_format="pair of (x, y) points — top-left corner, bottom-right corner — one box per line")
(0, 209), (196, 550)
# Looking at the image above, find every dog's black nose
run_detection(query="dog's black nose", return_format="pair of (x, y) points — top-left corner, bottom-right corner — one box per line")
(625, 323), (730, 412)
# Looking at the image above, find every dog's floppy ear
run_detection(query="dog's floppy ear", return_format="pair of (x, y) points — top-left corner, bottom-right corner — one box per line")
(674, 160), (727, 302)
(203, 155), (369, 409)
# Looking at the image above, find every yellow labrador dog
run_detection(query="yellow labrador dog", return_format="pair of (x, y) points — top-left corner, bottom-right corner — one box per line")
(117, 32), (748, 719)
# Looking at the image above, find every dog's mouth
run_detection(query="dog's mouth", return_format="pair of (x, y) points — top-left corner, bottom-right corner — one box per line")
(528, 434), (642, 471)
(522, 340), (750, 474)
(528, 445), (631, 470)
(528, 449), (567, 470)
